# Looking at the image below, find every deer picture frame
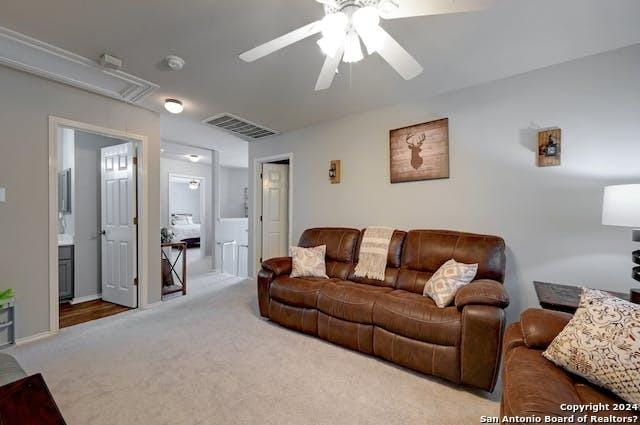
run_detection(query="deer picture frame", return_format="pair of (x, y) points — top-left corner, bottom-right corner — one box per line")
(389, 118), (450, 183)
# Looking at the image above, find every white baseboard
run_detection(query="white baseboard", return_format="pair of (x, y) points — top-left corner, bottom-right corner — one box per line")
(70, 294), (101, 305)
(16, 330), (55, 346)
(142, 301), (163, 310)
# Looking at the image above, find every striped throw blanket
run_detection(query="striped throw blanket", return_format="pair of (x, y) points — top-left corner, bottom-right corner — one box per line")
(354, 227), (395, 281)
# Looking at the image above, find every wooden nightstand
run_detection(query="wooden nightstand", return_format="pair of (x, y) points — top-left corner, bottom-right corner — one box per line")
(534, 281), (637, 314)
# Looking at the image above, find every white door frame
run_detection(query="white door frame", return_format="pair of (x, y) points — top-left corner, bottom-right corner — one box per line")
(251, 153), (294, 275)
(48, 116), (149, 334)
(168, 173), (206, 252)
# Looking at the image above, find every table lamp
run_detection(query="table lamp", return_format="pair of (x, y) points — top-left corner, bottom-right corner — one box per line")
(602, 184), (640, 303)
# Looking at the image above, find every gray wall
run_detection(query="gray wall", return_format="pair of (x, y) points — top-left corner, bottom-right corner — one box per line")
(0, 65), (162, 340)
(170, 181), (202, 223)
(160, 157), (213, 256)
(73, 131), (123, 299)
(249, 45), (640, 322)
(220, 167), (248, 218)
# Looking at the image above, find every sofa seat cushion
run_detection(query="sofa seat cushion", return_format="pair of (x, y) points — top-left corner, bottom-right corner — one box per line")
(317, 281), (393, 324)
(372, 290), (462, 346)
(270, 276), (336, 309)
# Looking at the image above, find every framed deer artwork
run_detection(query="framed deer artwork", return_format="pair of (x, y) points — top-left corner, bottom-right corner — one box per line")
(389, 118), (449, 183)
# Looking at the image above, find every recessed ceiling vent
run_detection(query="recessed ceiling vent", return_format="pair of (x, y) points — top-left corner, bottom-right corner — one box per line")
(203, 113), (278, 141)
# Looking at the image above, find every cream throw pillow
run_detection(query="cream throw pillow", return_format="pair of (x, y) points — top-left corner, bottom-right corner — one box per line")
(423, 259), (478, 308)
(543, 288), (640, 404)
(290, 245), (329, 279)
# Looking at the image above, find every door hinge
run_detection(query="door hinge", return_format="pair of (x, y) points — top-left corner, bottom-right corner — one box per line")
(260, 173), (263, 179)
(133, 157), (138, 165)
(259, 215), (262, 222)
(259, 257), (263, 263)
(133, 217), (138, 225)
(134, 277), (138, 286)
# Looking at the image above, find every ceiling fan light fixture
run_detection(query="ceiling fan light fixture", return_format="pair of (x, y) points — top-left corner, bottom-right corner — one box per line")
(353, 6), (385, 54)
(188, 154), (200, 163)
(317, 35), (343, 57)
(353, 6), (380, 32)
(343, 31), (364, 63)
(378, 0), (399, 17)
(320, 12), (348, 39)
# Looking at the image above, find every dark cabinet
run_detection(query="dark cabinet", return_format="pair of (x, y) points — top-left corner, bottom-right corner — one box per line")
(58, 246), (74, 302)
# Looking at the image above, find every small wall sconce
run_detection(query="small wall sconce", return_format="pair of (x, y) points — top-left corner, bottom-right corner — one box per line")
(329, 160), (341, 184)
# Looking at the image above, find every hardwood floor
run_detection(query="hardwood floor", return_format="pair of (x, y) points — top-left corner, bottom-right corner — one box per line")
(59, 299), (132, 329)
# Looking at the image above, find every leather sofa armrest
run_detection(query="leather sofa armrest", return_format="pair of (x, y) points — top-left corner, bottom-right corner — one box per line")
(520, 308), (573, 349)
(503, 322), (526, 355)
(261, 257), (292, 277)
(455, 279), (509, 310)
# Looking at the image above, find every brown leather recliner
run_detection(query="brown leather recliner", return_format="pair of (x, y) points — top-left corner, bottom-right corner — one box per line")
(258, 227), (509, 391)
(501, 309), (638, 423)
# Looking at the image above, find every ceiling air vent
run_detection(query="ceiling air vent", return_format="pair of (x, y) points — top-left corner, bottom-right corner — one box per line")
(203, 114), (278, 141)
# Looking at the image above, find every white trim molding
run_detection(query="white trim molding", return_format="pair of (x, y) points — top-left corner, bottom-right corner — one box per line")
(49, 116), (151, 335)
(0, 26), (158, 103)
(17, 331), (54, 346)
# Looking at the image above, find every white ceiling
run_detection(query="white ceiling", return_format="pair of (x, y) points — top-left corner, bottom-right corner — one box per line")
(160, 114), (248, 167)
(2, 0), (639, 133)
(161, 140), (213, 165)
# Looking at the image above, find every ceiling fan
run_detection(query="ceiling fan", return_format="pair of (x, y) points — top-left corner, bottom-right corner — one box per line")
(239, 0), (494, 91)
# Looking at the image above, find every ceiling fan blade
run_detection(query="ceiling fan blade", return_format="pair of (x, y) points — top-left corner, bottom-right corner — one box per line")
(381, 0), (495, 20)
(239, 21), (322, 62)
(376, 29), (423, 80)
(315, 48), (344, 91)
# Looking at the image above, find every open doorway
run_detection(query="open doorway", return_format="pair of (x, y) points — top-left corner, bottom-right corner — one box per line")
(217, 166), (249, 277)
(160, 142), (214, 285)
(54, 126), (142, 329)
(253, 154), (293, 275)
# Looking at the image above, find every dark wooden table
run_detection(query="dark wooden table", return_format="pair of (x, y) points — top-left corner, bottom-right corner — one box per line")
(161, 242), (187, 298)
(0, 374), (66, 424)
(534, 281), (633, 314)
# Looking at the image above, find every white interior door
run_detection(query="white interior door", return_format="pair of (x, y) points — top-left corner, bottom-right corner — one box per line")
(101, 142), (137, 308)
(261, 163), (289, 261)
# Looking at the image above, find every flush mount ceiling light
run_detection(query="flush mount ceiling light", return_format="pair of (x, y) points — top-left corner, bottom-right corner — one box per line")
(239, 0), (494, 91)
(164, 98), (184, 114)
(189, 179), (201, 190)
(188, 154), (200, 163)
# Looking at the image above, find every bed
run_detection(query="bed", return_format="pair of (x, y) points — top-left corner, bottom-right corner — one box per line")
(171, 214), (201, 247)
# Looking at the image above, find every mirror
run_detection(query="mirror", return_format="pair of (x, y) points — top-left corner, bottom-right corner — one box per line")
(58, 168), (71, 214)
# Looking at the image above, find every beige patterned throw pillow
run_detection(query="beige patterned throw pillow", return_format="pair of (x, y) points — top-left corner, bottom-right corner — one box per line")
(290, 245), (329, 279)
(423, 259), (478, 308)
(543, 288), (640, 404)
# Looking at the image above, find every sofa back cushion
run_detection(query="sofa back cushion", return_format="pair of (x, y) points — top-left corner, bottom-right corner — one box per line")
(298, 228), (360, 279)
(397, 230), (505, 294)
(348, 230), (407, 288)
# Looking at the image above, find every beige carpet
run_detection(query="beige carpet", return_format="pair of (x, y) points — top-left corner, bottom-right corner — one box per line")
(8, 275), (499, 425)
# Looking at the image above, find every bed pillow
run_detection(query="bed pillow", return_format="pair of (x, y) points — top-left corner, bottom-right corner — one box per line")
(290, 245), (328, 279)
(185, 216), (194, 224)
(423, 259), (478, 308)
(172, 216), (188, 225)
(543, 288), (640, 404)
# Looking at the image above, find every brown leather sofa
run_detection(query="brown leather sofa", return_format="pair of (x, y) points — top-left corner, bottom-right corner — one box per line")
(258, 227), (509, 391)
(502, 309), (637, 422)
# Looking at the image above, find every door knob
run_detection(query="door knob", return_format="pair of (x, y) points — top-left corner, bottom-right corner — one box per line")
(100, 230), (106, 236)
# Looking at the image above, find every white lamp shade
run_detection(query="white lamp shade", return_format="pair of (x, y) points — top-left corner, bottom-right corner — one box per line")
(602, 184), (640, 227)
